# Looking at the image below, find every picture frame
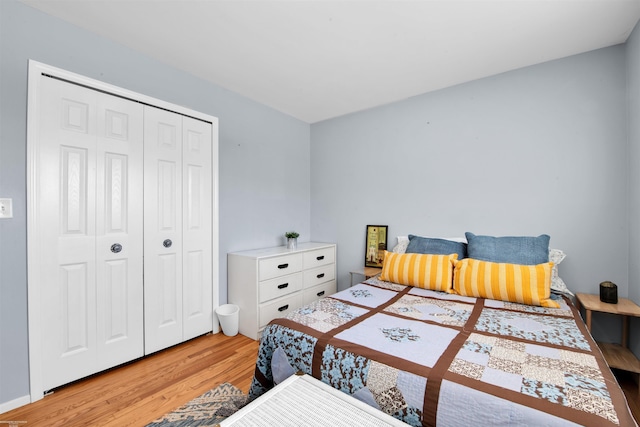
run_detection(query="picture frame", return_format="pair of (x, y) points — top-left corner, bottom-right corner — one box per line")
(365, 225), (388, 268)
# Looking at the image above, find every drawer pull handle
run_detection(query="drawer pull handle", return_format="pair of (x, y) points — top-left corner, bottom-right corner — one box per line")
(317, 291), (325, 297)
(278, 304), (289, 312)
(277, 263), (289, 269)
(317, 273), (325, 279)
(316, 255), (325, 261)
(278, 283), (289, 289)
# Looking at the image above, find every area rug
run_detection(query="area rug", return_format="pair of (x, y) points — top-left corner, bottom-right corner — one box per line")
(146, 382), (247, 427)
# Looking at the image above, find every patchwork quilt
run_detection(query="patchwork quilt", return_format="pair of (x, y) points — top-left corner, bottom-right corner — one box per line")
(249, 277), (637, 427)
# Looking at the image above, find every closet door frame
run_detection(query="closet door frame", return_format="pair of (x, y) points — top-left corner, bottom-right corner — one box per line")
(26, 60), (219, 402)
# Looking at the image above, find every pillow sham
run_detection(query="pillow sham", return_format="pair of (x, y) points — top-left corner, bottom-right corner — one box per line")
(549, 248), (573, 296)
(465, 232), (550, 265)
(453, 258), (559, 308)
(406, 235), (467, 259)
(379, 251), (458, 292)
(391, 236), (410, 254)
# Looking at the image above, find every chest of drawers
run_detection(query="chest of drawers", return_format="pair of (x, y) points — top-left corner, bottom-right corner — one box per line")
(228, 242), (336, 340)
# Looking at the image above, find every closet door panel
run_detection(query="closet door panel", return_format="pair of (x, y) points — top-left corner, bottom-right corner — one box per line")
(144, 106), (183, 354)
(95, 94), (144, 369)
(39, 77), (99, 391)
(182, 118), (213, 340)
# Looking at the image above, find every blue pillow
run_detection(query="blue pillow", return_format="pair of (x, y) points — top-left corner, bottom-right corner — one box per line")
(405, 235), (467, 259)
(465, 232), (550, 265)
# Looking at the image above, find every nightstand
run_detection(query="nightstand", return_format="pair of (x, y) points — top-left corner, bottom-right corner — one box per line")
(349, 267), (382, 286)
(576, 292), (640, 393)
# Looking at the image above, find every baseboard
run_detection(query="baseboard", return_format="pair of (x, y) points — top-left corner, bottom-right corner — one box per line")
(0, 394), (31, 414)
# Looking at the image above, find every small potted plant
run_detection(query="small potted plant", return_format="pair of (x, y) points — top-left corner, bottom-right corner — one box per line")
(285, 231), (299, 250)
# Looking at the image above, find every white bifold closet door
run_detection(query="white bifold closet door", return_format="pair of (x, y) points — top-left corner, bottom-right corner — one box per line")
(28, 62), (218, 400)
(37, 76), (144, 391)
(143, 106), (213, 355)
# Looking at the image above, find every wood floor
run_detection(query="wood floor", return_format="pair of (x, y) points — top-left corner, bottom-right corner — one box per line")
(2, 332), (639, 426)
(0, 333), (260, 427)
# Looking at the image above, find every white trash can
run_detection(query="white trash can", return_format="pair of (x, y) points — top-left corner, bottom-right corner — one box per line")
(216, 304), (239, 336)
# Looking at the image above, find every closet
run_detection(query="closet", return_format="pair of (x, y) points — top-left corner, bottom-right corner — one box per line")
(27, 61), (218, 399)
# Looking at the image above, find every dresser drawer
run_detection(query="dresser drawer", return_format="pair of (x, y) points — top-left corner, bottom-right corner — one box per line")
(259, 293), (303, 328)
(303, 280), (336, 305)
(303, 247), (335, 269)
(259, 254), (303, 281)
(259, 272), (303, 303)
(303, 264), (335, 288)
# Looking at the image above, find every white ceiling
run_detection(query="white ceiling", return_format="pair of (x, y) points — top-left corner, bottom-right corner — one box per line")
(20, 0), (640, 123)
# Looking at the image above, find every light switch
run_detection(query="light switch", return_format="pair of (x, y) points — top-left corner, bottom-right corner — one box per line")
(0, 198), (13, 219)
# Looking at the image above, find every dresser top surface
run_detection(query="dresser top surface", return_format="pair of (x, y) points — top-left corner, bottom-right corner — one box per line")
(228, 242), (335, 259)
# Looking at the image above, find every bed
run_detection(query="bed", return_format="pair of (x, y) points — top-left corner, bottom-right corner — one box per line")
(248, 234), (638, 427)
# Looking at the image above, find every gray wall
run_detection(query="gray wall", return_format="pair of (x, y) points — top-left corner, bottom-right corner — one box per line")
(2, 0), (639, 412)
(627, 21), (640, 357)
(311, 47), (630, 339)
(0, 0), (310, 407)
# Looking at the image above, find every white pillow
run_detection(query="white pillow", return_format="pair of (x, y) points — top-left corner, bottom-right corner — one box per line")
(391, 236), (409, 253)
(549, 248), (573, 296)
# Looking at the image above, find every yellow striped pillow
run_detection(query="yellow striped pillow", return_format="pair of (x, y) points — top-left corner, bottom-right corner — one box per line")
(453, 258), (559, 308)
(379, 251), (458, 292)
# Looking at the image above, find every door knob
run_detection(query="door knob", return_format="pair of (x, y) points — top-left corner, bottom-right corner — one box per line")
(111, 243), (122, 253)
(163, 239), (172, 248)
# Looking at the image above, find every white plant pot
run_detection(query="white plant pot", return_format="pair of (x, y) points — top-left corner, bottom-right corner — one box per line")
(287, 238), (297, 250)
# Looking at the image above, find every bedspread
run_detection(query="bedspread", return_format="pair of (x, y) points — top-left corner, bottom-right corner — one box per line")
(249, 277), (637, 427)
